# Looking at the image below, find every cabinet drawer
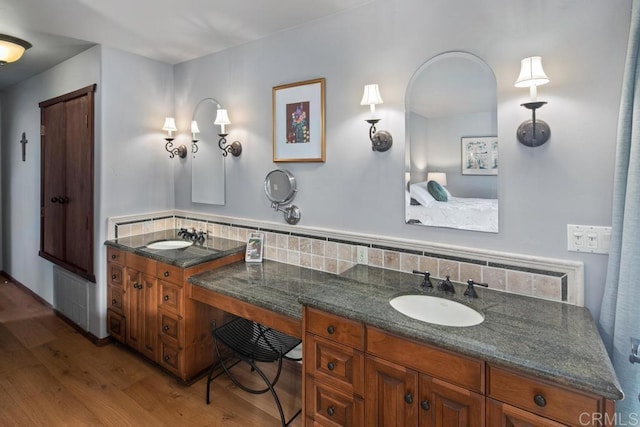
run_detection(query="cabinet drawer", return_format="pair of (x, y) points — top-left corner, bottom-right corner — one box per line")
(107, 247), (124, 265)
(305, 376), (364, 427)
(108, 286), (124, 313)
(159, 312), (182, 344)
(305, 307), (363, 350)
(366, 326), (483, 393)
(159, 281), (183, 316)
(108, 263), (123, 287)
(305, 333), (364, 396)
(126, 253), (156, 275)
(160, 341), (182, 374)
(487, 365), (601, 426)
(157, 262), (182, 286)
(107, 309), (126, 343)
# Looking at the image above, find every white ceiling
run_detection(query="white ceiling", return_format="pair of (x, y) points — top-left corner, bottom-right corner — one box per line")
(0, 0), (372, 90)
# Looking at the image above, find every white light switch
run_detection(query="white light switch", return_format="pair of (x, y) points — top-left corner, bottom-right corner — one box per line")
(567, 224), (612, 254)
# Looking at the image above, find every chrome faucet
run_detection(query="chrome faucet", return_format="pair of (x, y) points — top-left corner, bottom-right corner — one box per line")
(177, 228), (206, 242)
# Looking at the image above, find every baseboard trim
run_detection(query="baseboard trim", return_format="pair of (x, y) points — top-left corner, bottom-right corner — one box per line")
(0, 270), (111, 347)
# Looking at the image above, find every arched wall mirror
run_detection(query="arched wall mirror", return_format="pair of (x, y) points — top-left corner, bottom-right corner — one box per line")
(192, 98), (225, 205)
(405, 51), (499, 233)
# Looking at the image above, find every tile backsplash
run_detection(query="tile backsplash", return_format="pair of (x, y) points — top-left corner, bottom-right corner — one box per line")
(108, 210), (582, 306)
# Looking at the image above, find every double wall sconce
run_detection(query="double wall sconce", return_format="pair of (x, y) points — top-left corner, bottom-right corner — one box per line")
(214, 108), (242, 157)
(515, 56), (551, 147)
(162, 117), (187, 159)
(360, 84), (393, 152)
(0, 34), (32, 65)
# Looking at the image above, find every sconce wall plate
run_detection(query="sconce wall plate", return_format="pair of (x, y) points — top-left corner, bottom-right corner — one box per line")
(165, 138), (187, 158)
(217, 133), (242, 157)
(366, 119), (393, 152)
(517, 101), (550, 147)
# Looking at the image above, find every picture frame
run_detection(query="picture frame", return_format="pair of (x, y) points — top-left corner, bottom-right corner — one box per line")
(272, 78), (325, 162)
(245, 232), (264, 263)
(461, 136), (498, 175)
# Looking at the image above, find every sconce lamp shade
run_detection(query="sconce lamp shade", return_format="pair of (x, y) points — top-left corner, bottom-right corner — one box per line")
(427, 172), (447, 187)
(514, 56), (549, 88)
(162, 117), (177, 133)
(360, 84), (383, 114)
(190, 120), (200, 134)
(214, 109), (231, 134)
(0, 34), (32, 65)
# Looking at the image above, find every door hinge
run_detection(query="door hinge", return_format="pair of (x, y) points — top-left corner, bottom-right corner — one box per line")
(40, 125), (45, 136)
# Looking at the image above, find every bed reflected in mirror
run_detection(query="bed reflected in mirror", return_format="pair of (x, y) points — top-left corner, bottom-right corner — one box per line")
(405, 51), (498, 233)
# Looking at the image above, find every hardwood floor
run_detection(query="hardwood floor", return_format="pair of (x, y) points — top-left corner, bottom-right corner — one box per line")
(0, 274), (302, 426)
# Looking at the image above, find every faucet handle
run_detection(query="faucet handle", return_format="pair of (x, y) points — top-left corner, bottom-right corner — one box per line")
(464, 279), (488, 298)
(412, 270), (432, 288)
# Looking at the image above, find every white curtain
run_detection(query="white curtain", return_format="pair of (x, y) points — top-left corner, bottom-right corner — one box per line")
(599, 0), (640, 420)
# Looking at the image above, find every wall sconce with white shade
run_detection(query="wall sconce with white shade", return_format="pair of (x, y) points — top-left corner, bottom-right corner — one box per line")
(0, 34), (32, 65)
(190, 120), (200, 154)
(162, 117), (186, 159)
(515, 56), (551, 147)
(214, 108), (242, 157)
(360, 84), (393, 152)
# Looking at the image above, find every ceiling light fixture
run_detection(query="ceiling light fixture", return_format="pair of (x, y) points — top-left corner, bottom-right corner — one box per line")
(0, 34), (32, 65)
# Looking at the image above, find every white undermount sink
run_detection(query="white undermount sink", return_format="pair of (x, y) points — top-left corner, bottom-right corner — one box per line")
(146, 240), (193, 250)
(389, 295), (484, 327)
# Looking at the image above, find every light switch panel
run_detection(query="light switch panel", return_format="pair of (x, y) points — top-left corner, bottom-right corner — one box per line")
(567, 224), (612, 254)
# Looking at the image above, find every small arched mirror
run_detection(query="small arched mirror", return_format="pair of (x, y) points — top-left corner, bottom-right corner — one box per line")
(264, 169), (301, 225)
(192, 98), (225, 205)
(405, 51), (498, 233)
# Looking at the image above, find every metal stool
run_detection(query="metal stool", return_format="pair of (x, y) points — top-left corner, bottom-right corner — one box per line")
(206, 317), (302, 426)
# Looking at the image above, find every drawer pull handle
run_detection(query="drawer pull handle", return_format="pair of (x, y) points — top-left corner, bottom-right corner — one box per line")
(164, 355), (170, 361)
(421, 400), (430, 411)
(164, 271), (170, 277)
(327, 362), (335, 371)
(112, 299), (117, 305)
(112, 274), (117, 280)
(534, 394), (547, 407)
(163, 325), (170, 332)
(111, 254), (117, 260)
(404, 393), (413, 404)
(327, 406), (335, 417)
(163, 295), (170, 301)
(327, 326), (335, 334)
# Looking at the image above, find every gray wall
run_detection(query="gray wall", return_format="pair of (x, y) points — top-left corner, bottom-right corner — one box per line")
(0, 45), (174, 338)
(172, 0), (632, 320)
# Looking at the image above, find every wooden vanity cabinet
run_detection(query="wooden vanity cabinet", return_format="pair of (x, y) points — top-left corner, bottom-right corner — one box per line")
(105, 247), (244, 381)
(365, 327), (484, 427)
(304, 307), (365, 426)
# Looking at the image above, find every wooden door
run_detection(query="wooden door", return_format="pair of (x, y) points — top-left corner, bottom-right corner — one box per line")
(365, 355), (419, 427)
(126, 269), (143, 351)
(39, 84), (96, 281)
(419, 375), (484, 427)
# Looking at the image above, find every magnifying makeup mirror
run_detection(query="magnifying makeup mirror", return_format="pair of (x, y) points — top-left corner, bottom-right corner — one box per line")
(264, 169), (301, 225)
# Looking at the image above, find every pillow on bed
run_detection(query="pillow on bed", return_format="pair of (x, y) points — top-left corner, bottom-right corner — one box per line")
(409, 182), (436, 206)
(427, 180), (448, 202)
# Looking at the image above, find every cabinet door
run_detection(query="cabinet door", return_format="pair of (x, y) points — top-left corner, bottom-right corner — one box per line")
(486, 398), (567, 427)
(365, 355), (419, 427)
(419, 375), (484, 427)
(126, 269), (158, 361)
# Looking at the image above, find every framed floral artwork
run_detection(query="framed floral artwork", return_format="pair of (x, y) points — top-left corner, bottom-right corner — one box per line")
(461, 136), (498, 175)
(272, 78), (325, 162)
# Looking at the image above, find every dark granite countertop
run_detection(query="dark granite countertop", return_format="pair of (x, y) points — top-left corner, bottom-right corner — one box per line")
(104, 229), (246, 268)
(189, 260), (622, 400)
